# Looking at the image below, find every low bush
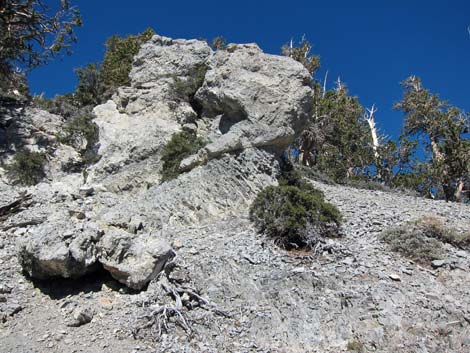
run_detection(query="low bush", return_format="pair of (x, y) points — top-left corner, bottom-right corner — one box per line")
(171, 63), (208, 113)
(347, 339), (365, 352)
(57, 114), (100, 165)
(381, 217), (470, 264)
(381, 225), (443, 264)
(6, 150), (47, 185)
(418, 216), (470, 249)
(32, 93), (79, 118)
(250, 166), (342, 250)
(101, 28), (155, 92)
(211, 36), (227, 50)
(160, 130), (206, 183)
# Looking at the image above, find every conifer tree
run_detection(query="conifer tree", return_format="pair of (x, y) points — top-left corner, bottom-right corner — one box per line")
(395, 76), (470, 201)
(0, 0), (81, 95)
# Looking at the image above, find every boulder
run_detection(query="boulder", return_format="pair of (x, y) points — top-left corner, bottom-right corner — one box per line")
(17, 221), (103, 279)
(97, 228), (175, 290)
(130, 35), (212, 89)
(182, 42), (313, 169)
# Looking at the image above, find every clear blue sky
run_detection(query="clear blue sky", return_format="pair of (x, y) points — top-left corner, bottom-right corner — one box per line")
(28, 0), (470, 139)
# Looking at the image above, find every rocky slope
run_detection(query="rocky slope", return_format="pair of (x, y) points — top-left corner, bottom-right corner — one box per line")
(1, 181), (470, 353)
(1, 34), (470, 353)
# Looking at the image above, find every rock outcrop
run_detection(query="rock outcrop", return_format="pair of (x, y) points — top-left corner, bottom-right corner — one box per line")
(184, 43), (312, 169)
(0, 98), (81, 180)
(7, 34), (313, 286)
(86, 35), (313, 191)
(85, 36), (213, 191)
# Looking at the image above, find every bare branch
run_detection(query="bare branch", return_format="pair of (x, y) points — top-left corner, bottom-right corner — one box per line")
(322, 70), (328, 98)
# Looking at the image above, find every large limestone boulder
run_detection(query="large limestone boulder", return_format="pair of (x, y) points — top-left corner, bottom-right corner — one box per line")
(181, 43), (313, 169)
(17, 218), (174, 290)
(17, 221), (102, 279)
(97, 228), (175, 290)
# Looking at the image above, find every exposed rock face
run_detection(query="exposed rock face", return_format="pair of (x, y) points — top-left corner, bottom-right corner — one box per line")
(86, 36), (213, 191)
(0, 99), (80, 179)
(0, 100), (62, 159)
(17, 221), (102, 279)
(99, 148), (279, 231)
(130, 35), (212, 91)
(98, 228), (175, 290)
(86, 100), (179, 192)
(87, 35), (313, 190)
(182, 43), (313, 170)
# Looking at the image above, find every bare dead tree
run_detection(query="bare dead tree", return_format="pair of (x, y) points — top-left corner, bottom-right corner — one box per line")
(364, 104), (380, 159)
(335, 77), (344, 92)
(322, 70), (328, 98)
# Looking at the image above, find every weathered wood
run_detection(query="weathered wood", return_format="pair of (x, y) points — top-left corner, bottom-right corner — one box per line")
(0, 192), (32, 222)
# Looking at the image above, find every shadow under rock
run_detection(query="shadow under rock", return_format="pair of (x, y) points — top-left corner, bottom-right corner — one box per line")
(25, 266), (130, 300)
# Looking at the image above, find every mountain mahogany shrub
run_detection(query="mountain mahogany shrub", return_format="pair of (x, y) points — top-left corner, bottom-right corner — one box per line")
(6, 150), (47, 185)
(250, 168), (342, 250)
(160, 130), (207, 183)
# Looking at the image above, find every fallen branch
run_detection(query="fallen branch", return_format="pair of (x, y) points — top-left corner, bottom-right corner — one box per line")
(0, 192), (33, 223)
(132, 272), (231, 341)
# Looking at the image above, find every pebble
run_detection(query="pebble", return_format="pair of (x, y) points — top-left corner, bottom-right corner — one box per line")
(66, 307), (94, 327)
(389, 274), (401, 281)
(431, 259), (451, 268)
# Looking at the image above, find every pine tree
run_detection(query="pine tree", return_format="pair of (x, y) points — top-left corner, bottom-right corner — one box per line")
(395, 76), (470, 201)
(0, 0), (81, 95)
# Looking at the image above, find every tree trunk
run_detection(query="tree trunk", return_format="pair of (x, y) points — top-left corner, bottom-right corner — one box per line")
(454, 179), (465, 202)
(430, 138), (444, 162)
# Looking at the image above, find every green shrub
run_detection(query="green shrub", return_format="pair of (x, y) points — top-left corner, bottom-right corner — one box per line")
(160, 130), (206, 183)
(32, 93), (78, 118)
(171, 63), (208, 105)
(74, 63), (104, 107)
(101, 28), (155, 92)
(58, 114), (100, 165)
(250, 167), (342, 250)
(211, 36), (227, 50)
(6, 150), (47, 185)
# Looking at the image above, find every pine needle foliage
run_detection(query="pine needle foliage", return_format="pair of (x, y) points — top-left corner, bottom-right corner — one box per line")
(160, 130), (206, 183)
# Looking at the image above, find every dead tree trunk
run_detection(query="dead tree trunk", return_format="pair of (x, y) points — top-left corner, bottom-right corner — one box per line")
(364, 105), (380, 159)
(364, 105), (382, 180)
